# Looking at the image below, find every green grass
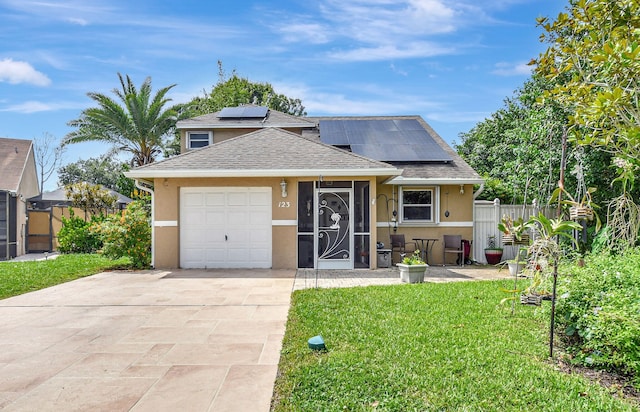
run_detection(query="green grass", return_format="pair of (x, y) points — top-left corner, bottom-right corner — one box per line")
(273, 280), (638, 411)
(0, 254), (130, 300)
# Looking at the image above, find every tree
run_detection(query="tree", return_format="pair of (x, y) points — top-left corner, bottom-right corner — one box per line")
(187, 61), (306, 117)
(33, 132), (65, 193)
(456, 76), (569, 204)
(58, 151), (136, 197)
(65, 182), (118, 218)
(65, 73), (180, 166)
(535, 0), (640, 248)
(457, 74), (618, 207)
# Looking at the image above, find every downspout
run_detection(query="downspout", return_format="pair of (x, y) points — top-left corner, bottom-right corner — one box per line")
(134, 179), (155, 268)
(473, 182), (485, 200)
(472, 182), (485, 263)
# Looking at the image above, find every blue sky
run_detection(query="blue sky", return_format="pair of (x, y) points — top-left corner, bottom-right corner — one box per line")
(0, 0), (566, 190)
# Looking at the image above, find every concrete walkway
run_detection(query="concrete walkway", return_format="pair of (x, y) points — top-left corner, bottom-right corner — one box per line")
(0, 269), (294, 411)
(293, 265), (510, 290)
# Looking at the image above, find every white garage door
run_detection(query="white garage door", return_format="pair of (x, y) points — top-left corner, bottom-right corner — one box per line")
(180, 187), (272, 269)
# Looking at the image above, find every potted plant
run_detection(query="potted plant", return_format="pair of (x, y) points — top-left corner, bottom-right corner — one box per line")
(550, 185), (601, 229)
(498, 215), (530, 245)
(506, 247), (528, 276)
(484, 235), (503, 265)
(396, 250), (428, 283)
(523, 212), (581, 357)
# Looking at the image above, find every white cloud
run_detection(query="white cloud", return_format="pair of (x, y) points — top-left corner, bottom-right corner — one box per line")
(0, 59), (51, 86)
(1, 101), (54, 113)
(0, 0), (114, 24)
(491, 61), (533, 76)
(66, 17), (89, 26)
(277, 23), (331, 44)
(0, 99), (82, 113)
(329, 42), (453, 61)
(272, 79), (441, 116)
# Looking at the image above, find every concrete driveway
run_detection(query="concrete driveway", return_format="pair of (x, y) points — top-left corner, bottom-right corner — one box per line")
(0, 269), (294, 411)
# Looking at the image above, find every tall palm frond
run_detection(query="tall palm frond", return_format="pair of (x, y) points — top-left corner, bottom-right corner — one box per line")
(66, 73), (178, 166)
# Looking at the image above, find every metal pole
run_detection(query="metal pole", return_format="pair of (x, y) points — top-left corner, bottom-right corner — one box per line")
(550, 263), (558, 358)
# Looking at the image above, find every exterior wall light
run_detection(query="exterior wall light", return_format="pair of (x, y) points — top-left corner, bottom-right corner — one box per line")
(460, 184), (465, 195)
(280, 178), (288, 198)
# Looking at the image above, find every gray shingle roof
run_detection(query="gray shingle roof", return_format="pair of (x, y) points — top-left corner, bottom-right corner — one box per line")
(0, 138), (33, 192)
(28, 186), (132, 205)
(177, 105), (316, 129)
(127, 128), (398, 178)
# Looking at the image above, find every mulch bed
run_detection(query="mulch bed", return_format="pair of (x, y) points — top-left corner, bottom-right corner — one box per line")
(554, 359), (639, 406)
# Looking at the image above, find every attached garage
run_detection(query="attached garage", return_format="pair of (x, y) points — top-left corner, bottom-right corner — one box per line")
(180, 187), (272, 268)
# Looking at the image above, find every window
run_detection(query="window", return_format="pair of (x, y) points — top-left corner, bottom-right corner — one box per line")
(187, 132), (212, 149)
(401, 188), (433, 221)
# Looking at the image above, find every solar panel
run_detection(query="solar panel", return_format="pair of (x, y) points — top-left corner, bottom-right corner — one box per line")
(218, 106), (268, 118)
(319, 119), (452, 162)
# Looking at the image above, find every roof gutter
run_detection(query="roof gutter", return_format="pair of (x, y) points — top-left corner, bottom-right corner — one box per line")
(383, 176), (485, 185)
(125, 168), (402, 179)
(176, 123), (316, 130)
(134, 178), (155, 268)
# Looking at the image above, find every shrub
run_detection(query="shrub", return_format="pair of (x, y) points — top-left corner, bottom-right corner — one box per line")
(57, 210), (103, 253)
(555, 248), (640, 386)
(92, 200), (151, 269)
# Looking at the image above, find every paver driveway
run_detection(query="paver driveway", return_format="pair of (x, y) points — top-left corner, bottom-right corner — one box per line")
(0, 269), (294, 411)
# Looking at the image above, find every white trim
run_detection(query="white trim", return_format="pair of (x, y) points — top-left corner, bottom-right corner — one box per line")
(178, 123), (315, 130)
(186, 131), (213, 149)
(134, 179), (155, 267)
(385, 176), (484, 185)
(400, 186), (435, 224)
(272, 220), (297, 226)
(155, 220), (178, 227)
(126, 168), (401, 179)
(376, 221), (473, 227)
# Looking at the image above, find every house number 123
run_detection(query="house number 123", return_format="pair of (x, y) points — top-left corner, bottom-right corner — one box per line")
(278, 201), (291, 208)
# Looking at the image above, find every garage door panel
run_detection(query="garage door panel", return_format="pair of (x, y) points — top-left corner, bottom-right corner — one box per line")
(205, 210), (226, 226)
(205, 192), (225, 206)
(227, 192), (248, 206)
(250, 191), (270, 206)
(180, 187), (272, 269)
(227, 211), (249, 226)
(182, 209), (205, 226)
(182, 192), (204, 206)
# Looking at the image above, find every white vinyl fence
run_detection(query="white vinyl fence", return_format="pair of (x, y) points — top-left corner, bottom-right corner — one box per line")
(473, 199), (546, 263)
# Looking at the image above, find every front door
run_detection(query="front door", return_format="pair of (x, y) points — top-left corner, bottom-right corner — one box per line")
(316, 189), (353, 269)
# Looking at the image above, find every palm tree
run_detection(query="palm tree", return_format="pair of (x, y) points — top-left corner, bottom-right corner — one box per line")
(65, 73), (179, 166)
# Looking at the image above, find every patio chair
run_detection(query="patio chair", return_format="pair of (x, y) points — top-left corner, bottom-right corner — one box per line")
(442, 235), (464, 267)
(390, 234), (416, 264)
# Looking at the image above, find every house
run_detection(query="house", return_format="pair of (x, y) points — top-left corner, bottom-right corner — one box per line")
(27, 186), (133, 252)
(125, 105), (483, 269)
(0, 138), (40, 260)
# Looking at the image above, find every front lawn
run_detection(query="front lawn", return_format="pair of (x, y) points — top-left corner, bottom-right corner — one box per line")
(0, 254), (129, 299)
(273, 279), (637, 411)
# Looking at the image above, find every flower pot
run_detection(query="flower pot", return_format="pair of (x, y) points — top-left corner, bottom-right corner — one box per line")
(484, 249), (503, 265)
(396, 263), (427, 283)
(508, 261), (525, 276)
(570, 206), (593, 221)
(520, 294), (543, 306)
(502, 233), (530, 245)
